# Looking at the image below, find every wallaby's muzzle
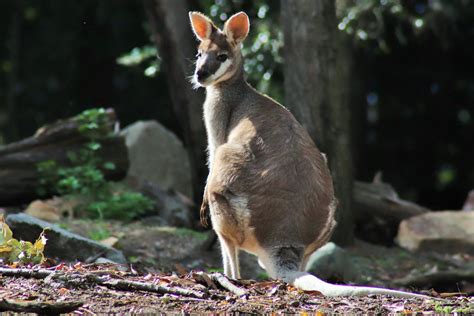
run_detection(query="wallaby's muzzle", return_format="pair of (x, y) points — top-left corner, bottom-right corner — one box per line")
(196, 68), (210, 82)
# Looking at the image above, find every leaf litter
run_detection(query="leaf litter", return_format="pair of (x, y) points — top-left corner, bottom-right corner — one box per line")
(0, 263), (472, 314)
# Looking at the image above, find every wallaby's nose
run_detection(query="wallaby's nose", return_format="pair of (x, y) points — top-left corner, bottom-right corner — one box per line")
(197, 69), (210, 81)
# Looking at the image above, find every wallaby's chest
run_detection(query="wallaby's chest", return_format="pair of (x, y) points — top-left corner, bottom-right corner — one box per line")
(203, 94), (235, 161)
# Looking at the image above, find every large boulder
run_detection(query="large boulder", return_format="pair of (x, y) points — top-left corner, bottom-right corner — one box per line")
(396, 211), (474, 254)
(6, 213), (126, 263)
(121, 121), (193, 199)
(139, 181), (194, 228)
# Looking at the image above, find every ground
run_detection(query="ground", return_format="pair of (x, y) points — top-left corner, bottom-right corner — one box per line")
(1, 219), (473, 314)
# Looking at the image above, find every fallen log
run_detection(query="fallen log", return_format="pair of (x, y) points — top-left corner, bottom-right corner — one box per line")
(0, 299), (84, 314)
(394, 268), (474, 288)
(354, 180), (430, 221)
(0, 108), (128, 205)
(354, 176), (432, 245)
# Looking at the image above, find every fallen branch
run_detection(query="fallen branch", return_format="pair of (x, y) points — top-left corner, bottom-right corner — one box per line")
(0, 298), (83, 314)
(0, 267), (51, 279)
(394, 269), (474, 288)
(96, 277), (208, 299)
(0, 267), (207, 299)
(210, 272), (247, 296)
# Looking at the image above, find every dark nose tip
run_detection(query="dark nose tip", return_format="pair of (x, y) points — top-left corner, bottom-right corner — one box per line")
(197, 69), (210, 81)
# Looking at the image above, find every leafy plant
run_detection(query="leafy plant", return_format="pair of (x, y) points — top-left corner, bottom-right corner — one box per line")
(87, 189), (154, 221)
(36, 108), (154, 221)
(116, 45), (160, 78)
(0, 216), (47, 265)
(88, 226), (112, 241)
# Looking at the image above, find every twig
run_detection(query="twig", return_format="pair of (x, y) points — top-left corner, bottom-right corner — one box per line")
(0, 267), (207, 299)
(0, 298), (83, 313)
(210, 272), (247, 296)
(95, 276), (208, 299)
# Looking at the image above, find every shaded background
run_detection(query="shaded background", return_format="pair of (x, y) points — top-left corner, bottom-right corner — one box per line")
(1, 0), (473, 213)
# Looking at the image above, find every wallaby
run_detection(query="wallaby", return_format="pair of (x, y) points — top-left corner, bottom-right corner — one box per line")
(189, 11), (428, 299)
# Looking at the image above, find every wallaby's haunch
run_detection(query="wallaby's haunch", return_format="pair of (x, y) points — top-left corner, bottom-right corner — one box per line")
(189, 11), (427, 299)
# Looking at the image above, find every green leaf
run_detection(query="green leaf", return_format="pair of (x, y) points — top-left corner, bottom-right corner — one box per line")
(87, 142), (101, 151)
(0, 217), (13, 244)
(103, 162), (116, 170)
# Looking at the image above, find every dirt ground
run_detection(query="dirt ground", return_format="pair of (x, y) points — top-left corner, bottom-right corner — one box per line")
(1, 219), (473, 314)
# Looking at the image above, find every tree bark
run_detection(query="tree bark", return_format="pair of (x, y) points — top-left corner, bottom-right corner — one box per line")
(143, 0), (207, 204)
(0, 109), (128, 205)
(4, 0), (23, 142)
(282, 0), (355, 245)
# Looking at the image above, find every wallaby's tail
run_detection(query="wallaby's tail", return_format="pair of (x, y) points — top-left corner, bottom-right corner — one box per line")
(289, 272), (429, 298)
(266, 247), (430, 299)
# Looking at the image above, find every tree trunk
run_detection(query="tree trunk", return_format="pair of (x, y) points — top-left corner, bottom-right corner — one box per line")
(282, 0), (355, 245)
(143, 0), (207, 205)
(4, 0), (23, 142)
(0, 109), (128, 205)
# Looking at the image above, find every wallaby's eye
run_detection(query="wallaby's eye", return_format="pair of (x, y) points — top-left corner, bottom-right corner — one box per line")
(217, 54), (228, 62)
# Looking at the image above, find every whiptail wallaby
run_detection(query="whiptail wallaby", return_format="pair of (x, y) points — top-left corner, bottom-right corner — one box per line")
(189, 11), (428, 299)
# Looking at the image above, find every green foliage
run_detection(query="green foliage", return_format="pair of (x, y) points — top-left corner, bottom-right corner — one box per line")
(0, 216), (47, 265)
(75, 108), (112, 139)
(117, 1), (283, 101)
(339, 0), (473, 53)
(87, 189), (154, 221)
(203, 0), (283, 98)
(37, 108), (154, 221)
(116, 45), (160, 78)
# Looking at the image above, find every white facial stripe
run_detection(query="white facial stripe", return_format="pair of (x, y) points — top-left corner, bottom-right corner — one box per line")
(210, 59), (232, 81)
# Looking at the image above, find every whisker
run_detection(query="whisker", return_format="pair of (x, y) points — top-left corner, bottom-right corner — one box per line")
(187, 73), (202, 90)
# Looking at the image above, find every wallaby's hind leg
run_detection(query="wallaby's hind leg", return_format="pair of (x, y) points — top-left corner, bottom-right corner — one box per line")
(217, 234), (241, 279)
(258, 246), (305, 282)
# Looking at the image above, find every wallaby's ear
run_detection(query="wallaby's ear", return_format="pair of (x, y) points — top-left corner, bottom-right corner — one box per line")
(224, 12), (249, 45)
(189, 12), (214, 41)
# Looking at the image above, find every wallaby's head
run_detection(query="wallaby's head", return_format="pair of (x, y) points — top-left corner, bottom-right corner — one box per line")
(189, 11), (249, 88)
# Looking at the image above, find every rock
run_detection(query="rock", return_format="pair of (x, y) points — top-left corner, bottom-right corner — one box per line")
(462, 190), (474, 211)
(139, 181), (194, 228)
(121, 120), (193, 199)
(305, 242), (365, 284)
(6, 213), (126, 264)
(99, 236), (119, 248)
(396, 211), (474, 254)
